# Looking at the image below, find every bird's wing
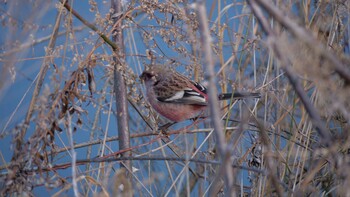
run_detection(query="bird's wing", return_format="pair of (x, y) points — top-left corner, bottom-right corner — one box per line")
(156, 80), (208, 106)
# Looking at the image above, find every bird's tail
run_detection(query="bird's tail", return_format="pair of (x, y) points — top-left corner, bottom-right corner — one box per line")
(218, 92), (261, 100)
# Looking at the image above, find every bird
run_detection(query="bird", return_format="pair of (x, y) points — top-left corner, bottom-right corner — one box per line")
(140, 65), (260, 122)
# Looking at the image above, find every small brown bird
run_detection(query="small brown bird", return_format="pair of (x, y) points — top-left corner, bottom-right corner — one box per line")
(140, 65), (260, 122)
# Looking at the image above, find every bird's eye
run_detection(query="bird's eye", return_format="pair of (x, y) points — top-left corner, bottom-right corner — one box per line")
(140, 72), (154, 80)
(144, 73), (153, 79)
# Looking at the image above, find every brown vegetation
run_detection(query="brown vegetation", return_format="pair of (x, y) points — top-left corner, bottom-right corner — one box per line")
(0, 0), (349, 196)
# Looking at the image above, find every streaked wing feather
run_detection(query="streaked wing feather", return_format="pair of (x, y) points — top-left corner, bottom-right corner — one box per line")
(155, 72), (208, 105)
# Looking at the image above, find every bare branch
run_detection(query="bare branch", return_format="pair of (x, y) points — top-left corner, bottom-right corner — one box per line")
(111, 0), (131, 174)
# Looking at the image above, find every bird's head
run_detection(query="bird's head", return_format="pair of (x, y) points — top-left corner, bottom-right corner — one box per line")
(140, 65), (171, 85)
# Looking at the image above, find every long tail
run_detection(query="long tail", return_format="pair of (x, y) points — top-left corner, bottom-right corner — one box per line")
(218, 92), (261, 100)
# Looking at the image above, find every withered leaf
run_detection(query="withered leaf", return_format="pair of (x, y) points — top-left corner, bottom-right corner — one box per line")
(86, 67), (96, 95)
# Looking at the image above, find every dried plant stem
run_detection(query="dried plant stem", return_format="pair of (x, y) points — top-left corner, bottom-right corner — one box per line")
(62, 0), (132, 184)
(5, 156), (265, 175)
(14, 2), (63, 158)
(66, 112), (79, 197)
(0, 26), (85, 58)
(254, 0), (350, 83)
(195, 2), (235, 196)
(111, 0), (132, 173)
(60, 0), (120, 51)
(248, 0), (332, 145)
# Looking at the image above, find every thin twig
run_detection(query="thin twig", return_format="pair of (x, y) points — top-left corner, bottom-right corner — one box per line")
(14, 0), (64, 158)
(195, 2), (235, 196)
(66, 112), (79, 197)
(0, 26), (86, 58)
(1, 156), (265, 177)
(248, 0), (332, 146)
(60, 0), (120, 51)
(254, 0), (350, 83)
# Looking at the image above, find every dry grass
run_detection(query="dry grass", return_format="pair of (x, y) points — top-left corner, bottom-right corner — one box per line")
(0, 0), (349, 196)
